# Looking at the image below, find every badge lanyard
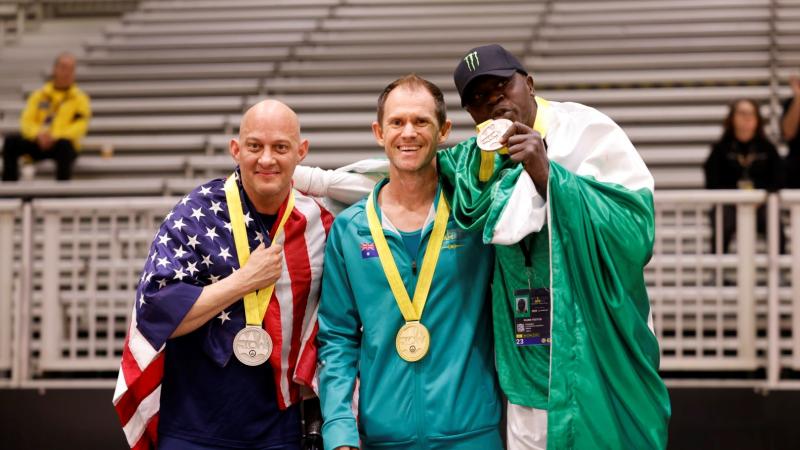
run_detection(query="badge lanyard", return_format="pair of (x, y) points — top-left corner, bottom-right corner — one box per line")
(42, 91), (68, 127)
(518, 238), (534, 291)
(223, 173), (294, 327)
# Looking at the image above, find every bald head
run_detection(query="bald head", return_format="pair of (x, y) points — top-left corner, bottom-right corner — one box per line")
(239, 99), (301, 144)
(230, 99), (309, 214)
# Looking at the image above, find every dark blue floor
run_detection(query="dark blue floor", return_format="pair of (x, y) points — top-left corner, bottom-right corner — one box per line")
(0, 388), (799, 449)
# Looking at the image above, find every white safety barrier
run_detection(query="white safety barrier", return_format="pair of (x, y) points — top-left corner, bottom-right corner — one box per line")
(7, 197), (176, 388)
(0, 190), (797, 389)
(651, 190), (767, 372)
(0, 199), (20, 385)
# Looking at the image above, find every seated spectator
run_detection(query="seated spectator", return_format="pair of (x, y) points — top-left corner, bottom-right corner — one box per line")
(783, 75), (800, 188)
(704, 98), (784, 253)
(2, 52), (91, 181)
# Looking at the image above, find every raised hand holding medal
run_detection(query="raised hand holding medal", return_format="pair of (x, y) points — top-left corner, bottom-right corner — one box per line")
(224, 173), (294, 366)
(477, 118), (513, 152)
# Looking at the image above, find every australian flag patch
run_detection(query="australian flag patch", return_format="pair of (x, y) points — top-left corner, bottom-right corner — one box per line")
(361, 242), (378, 259)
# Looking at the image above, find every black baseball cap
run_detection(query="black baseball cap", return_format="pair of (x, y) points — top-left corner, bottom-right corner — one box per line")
(453, 44), (528, 106)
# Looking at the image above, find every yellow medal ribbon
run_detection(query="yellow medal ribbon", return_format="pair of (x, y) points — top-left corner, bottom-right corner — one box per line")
(365, 187), (449, 323)
(223, 173), (294, 326)
(475, 96), (551, 181)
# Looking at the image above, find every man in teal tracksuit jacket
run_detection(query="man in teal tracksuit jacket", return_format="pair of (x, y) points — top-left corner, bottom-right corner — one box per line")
(317, 74), (502, 450)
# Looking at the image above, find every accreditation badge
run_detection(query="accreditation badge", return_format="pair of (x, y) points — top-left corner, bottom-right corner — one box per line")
(233, 325), (273, 366)
(396, 321), (430, 362)
(513, 288), (551, 346)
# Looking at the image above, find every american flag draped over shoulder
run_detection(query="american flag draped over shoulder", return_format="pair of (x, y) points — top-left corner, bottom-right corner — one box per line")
(113, 173), (333, 450)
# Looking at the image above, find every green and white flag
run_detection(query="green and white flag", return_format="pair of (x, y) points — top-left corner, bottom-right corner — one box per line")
(439, 98), (670, 449)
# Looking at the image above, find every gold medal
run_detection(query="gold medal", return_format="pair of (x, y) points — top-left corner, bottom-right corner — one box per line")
(395, 321), (430, 362)
(233, 326), (273, 366)
(367, 189), (449, 363)
(477, 118), (513, 152)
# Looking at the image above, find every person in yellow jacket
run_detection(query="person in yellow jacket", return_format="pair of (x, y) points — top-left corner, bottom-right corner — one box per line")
(2, 52), (91, 181)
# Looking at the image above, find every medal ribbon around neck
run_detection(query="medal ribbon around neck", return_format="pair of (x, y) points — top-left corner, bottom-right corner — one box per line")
(475, 96), (551, 182)
(365, 188), (450, 322)
(224, 173), (294, 326)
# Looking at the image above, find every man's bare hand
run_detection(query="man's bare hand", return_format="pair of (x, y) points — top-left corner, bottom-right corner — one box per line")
(238, 243), (283, 293)
(36, 132), (54, 150)
(500, 121), (549, 198)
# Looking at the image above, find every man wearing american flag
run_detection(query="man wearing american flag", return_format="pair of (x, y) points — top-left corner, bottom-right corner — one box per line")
(113, 100), (331, 450)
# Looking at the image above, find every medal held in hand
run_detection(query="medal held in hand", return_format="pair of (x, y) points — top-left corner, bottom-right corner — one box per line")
(224, 172), (294, 367)
(396, 321), (430, 362)
(233, 326), (273, 366)
(477, 118), (513, 152)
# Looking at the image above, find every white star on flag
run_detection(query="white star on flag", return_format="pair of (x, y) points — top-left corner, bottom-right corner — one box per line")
(173, 246), (188, 259)
(145, 272), (154, 283)
(150, 252), (157, 262)
(190, 207), (205, 221)
(217, 310), (231, 324)
(180, 196), (191, 206)
(165, 211), (174, 221)
(255, 231), (264, 244)
(209, 274), (221, 284)
(186, 234), (200, 249)
(157, 233), (171, 246)
(218, 246), (232, 261)
(223, 221), (233, 233)
(156, 257), (170, 268)
(205, 226), (219, 241)
(210, 201), (223, 215)
(186, 261), (199, 276)
(172, 218), (187, 231)
(199, 186), (212, 196)
(157, 279), (167, 289)
(173, 267), (187, 281)
(138, 294), (146, 307)
(201, 254), (213, 267)
(243, 212), (253, 227)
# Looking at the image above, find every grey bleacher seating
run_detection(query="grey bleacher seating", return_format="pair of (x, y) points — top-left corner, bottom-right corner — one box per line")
(1, 0), (792, 190)
(122, 7), (330, 24)
(85, 33), (306, 51)
(26, 79), (260, 97)
(0, 178), (164, 197)
(74, 63), (275, 81)
(81, 135), (207, 154)
(0, 96), (245, 118)
(83, 48), (291, 65)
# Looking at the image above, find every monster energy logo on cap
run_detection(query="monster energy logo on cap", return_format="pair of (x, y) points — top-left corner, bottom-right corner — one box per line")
(453, 44), (528, 105)
(464, 51), (479, 71)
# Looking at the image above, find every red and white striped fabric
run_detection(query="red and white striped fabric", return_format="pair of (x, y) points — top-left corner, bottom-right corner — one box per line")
(113, 186), (332, 450)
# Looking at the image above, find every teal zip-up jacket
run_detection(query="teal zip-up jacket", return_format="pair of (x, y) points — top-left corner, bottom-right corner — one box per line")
(318, 179), (502, 450)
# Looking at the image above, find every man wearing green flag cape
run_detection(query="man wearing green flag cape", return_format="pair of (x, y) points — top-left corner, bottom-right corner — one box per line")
(295, 44), (671, 449)
(445, 44), (671, 450)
